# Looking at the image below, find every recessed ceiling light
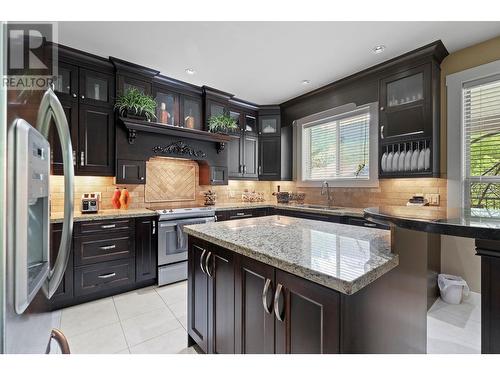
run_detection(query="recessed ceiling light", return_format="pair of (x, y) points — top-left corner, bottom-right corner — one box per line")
(372, 45), (386, 54)
(301, 80), (311, 85)
(185, 68), (196, 75)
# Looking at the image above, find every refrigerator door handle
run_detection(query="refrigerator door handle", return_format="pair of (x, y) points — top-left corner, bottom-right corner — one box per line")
(37, 87), (74, 299)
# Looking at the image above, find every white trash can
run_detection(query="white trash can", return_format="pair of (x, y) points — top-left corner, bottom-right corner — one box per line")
(438, 274), (470, 304)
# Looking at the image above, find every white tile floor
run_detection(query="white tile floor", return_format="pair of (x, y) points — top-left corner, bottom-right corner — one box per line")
(54, 281), (197, 354)
(54, 281), (481, 354)
(427, 291), (481, 354)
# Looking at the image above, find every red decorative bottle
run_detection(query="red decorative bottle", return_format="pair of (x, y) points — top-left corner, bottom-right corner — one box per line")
(111, 187), (121, 209)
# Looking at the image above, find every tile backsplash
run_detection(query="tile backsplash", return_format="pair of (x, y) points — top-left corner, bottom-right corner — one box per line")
(50, 158), (446, 212)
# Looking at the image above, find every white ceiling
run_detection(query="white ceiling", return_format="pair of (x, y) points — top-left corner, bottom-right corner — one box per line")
(58, 21), (500, 104)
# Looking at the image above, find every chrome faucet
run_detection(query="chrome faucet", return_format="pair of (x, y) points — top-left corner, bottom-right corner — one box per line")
(321, 181), (334, 208)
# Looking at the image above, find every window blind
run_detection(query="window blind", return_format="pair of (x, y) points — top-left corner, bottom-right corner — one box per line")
(463, 76), (500, 209)
(302, 112), (370, 181)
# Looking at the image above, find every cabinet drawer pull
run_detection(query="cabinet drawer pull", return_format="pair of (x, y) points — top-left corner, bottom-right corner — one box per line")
(262, 278), (273, 315)
(236, 212), (246, 216)
(99, 244), (116, 250)
(363, 223), (376, 228)
(205, 251), (214, 278)
(98, 272), (116, 279)
(100, 224), (116, 229)
(273, 283), (285, 322)
(199, 248), (207, 274)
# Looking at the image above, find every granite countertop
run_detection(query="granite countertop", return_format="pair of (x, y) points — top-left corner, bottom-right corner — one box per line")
(212, 202), (365, 218)
(51, 202), (366, 223)
(364, 206), (500, 240)
(184, 215), (397, 295)
(50, 208), (157, 223)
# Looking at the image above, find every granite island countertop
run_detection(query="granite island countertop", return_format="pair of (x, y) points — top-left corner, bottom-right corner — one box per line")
(184, 215), (397, 295)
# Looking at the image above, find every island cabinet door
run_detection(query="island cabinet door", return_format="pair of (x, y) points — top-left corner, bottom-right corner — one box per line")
(187, 238), (210, 353)
(274, 270), (341, 354)
(207, 245), (236, 354)
(234, 255), (275, 354)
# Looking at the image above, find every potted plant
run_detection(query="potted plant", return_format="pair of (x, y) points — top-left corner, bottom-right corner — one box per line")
(114, 88), (157, 122)
(207, 114), (238, 134)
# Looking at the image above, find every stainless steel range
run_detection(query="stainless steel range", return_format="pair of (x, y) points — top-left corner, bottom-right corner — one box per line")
(156, 207), (215, 286)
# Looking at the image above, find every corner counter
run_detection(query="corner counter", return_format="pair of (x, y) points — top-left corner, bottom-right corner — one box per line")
(364, 205), (500, 354)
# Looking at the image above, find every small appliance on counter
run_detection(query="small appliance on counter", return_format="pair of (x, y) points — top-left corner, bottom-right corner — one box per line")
(81, 192), (100, 213)
(406, 195), (429, 206)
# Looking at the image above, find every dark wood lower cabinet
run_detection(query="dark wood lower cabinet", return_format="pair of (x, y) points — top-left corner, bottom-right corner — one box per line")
(208, 246), (235, 354)
(235, 256), (275, 354)
(188, 238), (210, 353)
(274, 270), (340, 354)
(135, 217), (157, 282)
(188, 236), (341, 354)
(49, 223), (74, 309)
(49, 216), (157, 310)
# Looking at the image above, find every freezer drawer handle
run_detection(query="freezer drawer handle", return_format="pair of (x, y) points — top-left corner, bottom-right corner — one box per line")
(98, 272), (116, 279)
(99, 244), (116, 251)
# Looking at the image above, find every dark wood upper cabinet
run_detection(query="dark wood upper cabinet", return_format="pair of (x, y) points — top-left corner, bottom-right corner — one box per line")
(235, 256), (275, 354)
(52, 46), (116, 177)
(274, 269), (340, 354)
(227, 133), (243, 179)
(49, 98), (78, 175)
(259, 136), (281, 180)
(78, 104), (115, 176)
(135, 217), (157, 283)
(379, 64), (432, 141)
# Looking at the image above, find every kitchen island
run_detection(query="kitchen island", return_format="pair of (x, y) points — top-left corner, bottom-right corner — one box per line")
(184, 215), (413, 354)
(365, 206), (500, 354)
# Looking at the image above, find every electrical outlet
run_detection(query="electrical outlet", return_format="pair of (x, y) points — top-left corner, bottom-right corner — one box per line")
(424, 193), (440, 206)
(95, 192), (102, 202)
(228, 190), (235, 198)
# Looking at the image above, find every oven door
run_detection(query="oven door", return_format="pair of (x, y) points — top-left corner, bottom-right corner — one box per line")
(157, 217), (215, 266)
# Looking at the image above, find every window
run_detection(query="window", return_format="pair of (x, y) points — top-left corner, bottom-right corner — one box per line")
(463, 76), (500, 210)
(297, 105), (376, 185)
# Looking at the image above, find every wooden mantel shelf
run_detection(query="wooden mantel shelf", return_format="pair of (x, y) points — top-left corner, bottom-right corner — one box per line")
(119, 117), (235, 148)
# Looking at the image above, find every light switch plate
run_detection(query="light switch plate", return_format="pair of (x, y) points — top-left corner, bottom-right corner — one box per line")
(424, 193), (440, 206)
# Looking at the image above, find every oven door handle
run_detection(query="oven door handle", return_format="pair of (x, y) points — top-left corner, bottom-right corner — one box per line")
(158, 217), (215, 228)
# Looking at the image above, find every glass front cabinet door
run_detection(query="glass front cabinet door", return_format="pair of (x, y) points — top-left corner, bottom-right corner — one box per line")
(180, 96), (202, 130)
(54, 63), (78, 102)
(154, 89), (178, 126)
(244, 114), (257, 135)
(79, 68), (114, 107)
(259, 115), (280, 136)
(379, 64), (432, 140)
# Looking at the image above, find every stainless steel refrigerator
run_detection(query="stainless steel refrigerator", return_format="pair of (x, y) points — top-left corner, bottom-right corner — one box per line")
(1, 33), (75, 352)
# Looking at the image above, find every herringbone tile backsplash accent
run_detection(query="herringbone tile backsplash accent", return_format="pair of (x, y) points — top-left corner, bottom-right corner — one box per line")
(145, 158), (196, 202)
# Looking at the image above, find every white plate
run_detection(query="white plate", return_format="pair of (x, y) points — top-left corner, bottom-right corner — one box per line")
(386, 152), (394, 172)
(381, 152), (387, 172)
(404, 150), (412, 171)
(418, 148), (425, 171)
(424, 148), (431, 170)
(398, 150), (406, 172)
(392, 151), (400, 172)
(411, 149), (419, 171)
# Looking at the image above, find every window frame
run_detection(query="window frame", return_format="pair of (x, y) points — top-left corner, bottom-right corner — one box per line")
(446, 60), (500, 210)
(293, 102), (379, 188)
